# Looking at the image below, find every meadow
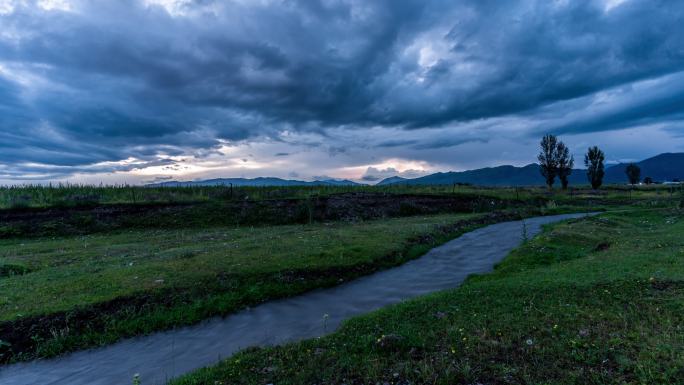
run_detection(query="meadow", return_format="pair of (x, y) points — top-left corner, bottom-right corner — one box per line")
(174, 207), (684, 385)
(0, 183), (681, 209)
(1, 183), (573, 363)
(0, 183), (681, 383)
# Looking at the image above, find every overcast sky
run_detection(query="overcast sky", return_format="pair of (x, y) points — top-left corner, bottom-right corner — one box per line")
(1, 0), (683, 184)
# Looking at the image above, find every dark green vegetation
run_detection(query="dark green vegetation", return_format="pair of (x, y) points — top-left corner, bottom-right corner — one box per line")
(0, 182), (684, 239)
(0, 183), (681, 210)
(0, 192), (518, 239)
(0, 183), (680, 369)
(585, 146), (606, 190)
(174, 208), (684, 385)
(537, 134), (560, 189)
(2, 184), (680, 241)
(537, 134), (574, 190)
(0, 188), (558, 363)
(626, 163), (641, 185)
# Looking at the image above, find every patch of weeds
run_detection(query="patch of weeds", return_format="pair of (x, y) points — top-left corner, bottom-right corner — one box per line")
(0, 263), (31, 278)
(0, 225), (21, 237)
(399, 202), (422, 216)
(594, 241), (611, 251)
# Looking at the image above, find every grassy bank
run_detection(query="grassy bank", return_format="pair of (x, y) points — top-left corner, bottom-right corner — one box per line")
(0, 210), (536, 363)
(173, 208), (684, 385)
(0, 183), (680, 210)
(0, 187), (676, 241)
(0, 193), (517, 239)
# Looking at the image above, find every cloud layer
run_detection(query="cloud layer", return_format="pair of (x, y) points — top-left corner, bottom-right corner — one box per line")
(0, 0), (683, 183)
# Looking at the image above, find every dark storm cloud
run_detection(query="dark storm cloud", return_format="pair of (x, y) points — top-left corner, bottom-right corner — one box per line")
(545, 71), (684, 135)
(376, 139), (419, 148)
(0, 0), (683, 179)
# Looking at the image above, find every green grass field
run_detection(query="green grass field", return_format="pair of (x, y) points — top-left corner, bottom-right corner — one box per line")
(5, 181), (632, 363)
(0, 184), (681, 382)
(173, 208), (684, 385)
(1, 209), (537, 363)
(0, 183), (681, 209)
(0, 213), (478, 322)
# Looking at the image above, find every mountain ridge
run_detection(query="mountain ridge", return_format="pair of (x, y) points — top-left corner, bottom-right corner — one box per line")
(378, 153), (683, 186)
(148, 153), (683, 188)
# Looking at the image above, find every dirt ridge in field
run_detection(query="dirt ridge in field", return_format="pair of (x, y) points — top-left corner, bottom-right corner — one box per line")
(0, 193), (527, 238)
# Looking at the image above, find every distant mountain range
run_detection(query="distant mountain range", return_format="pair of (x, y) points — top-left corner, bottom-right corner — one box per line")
(148, 153), (683, 188)
(603, 153), (684, 184)
(379, 153), (684, 186)
(377, 164), (586, 187)
(376, 176), (409, 186)
(147, 177), (363, 187)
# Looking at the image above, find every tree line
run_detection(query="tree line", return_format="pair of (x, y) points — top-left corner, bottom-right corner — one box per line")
(538, 134), (645, 189)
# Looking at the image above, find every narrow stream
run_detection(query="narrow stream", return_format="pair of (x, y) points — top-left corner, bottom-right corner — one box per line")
(0, 213), (592, 385)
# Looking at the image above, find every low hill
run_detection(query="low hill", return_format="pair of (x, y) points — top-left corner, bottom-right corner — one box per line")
(376, 176), (408, 186)
(317, 179), (364, 186)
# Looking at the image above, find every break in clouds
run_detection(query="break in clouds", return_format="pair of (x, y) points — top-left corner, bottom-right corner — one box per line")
(1, 0), (683, 183)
